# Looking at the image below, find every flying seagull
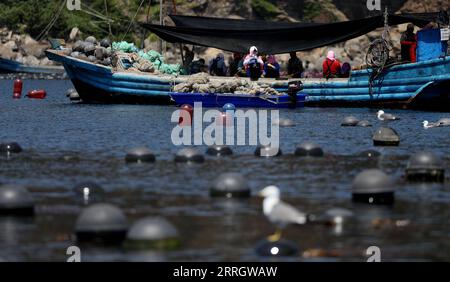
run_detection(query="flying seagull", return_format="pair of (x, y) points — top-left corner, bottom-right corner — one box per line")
(258, 186), (307, 242)
(422, 120), (440, 129)
(377, 110), (400, 121)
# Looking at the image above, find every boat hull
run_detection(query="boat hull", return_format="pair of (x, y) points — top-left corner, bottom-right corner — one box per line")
(300, 58), (450, 111)
(0, 57), (65, 74)
(46, 50), (450, 110)
(170, 92), (306, 108)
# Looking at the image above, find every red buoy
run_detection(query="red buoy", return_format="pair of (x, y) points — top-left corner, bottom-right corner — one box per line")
(13, 79), (23, 99)
(179, 104), (193, 126)
(26, 90), (47, 99)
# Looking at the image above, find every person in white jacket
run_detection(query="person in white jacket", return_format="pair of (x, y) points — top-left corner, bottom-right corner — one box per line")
(243, 46), (264, 79)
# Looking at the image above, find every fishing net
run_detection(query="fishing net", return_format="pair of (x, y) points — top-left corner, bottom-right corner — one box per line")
(112, 41), (139, 53)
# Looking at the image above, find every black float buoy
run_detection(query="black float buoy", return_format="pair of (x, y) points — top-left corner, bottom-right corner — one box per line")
(0, 142), (22, 154)
(174, 148), (205, 163)
(0, 185), (35, 216)
(206, 145), (233, 157)
(295, 142), (324, 157)
(254, 145), (282, 157)
(73, 182), (105, 204)
(341, 116), (359, 126)
(373, 127), (400, 146)
(210, 173), (251, 198)
(125, 147), (156, 163)
(357, 120), (372, 127)
(255, 239), (299, 257)
(75, 203), (128, 244)
(126, 217), (180, 250)
(352, 169), (395, 205)
(405, 151), (445, 182)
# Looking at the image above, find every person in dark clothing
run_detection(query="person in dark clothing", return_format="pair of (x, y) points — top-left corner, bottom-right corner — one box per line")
(209, 53), (227, 76)
(340, 62), (351, 78)
(287, 52), (304, 78)
(228, 53), (242, 76)
(400, 24), (417, 63)
(263, 55), (280, 78)
(182, 46), (195, 73)
(189, 58), (206, 74)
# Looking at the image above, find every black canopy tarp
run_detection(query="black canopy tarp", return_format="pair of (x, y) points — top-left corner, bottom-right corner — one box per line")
(169, 12), (448, 30)
(142, 12), (448, 54)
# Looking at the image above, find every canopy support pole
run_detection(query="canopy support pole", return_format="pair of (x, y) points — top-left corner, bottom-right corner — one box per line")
(158, 0), (163, 53)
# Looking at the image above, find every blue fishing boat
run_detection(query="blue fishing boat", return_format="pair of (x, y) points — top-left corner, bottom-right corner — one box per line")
(46, 50), (176, 104)
(46, 49), (450, 110)
(170, 92), (307, 108)
(0, 57), (65, 74)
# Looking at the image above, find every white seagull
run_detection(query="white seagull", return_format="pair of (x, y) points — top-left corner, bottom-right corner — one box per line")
(377, 110), (400, 121)
(258, 186), (307, 242)
(422, 120), (440, 129)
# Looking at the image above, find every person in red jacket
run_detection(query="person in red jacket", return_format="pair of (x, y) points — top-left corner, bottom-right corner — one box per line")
(400, 24), (417, 63)
(322, 50), (341, 79)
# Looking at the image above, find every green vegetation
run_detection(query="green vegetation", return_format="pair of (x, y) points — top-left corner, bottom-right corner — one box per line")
(0, 0), (147, 41)
(303, 0), (322, 22)
(251, 0), (281, 20)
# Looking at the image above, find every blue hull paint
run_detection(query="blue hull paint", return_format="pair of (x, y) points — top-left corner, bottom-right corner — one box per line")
(0, 57), (65, 74)
(299, 58), (450, 110)
(46, 50), (450, 110)
(170, 92), (306, 108)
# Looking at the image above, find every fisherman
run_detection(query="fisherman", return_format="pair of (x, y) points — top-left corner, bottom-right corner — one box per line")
(237, 56), (246, 77)
(189, 58), (206, 74)
(400, 24), (417, 63)
(243, 46), (264, 80)
(182, 46), (195, 73)
(228, 53), (243, 76)
(340, 62), (351, 78)
(209, 53), (227, 76)
(322, 50), (341, 79)
(287, 52), (304, 78)
(264, 55), (280, 78)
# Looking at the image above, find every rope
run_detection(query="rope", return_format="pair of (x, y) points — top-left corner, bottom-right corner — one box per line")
(36, 0), (66, 41)
(121, 0), (146, 41)
(104, 0), (113, 36)
(366, 8), (392, 96)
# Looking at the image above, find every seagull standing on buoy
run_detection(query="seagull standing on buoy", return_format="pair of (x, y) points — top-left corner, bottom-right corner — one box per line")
(422, 120), (440, 129)
(377, 110), (400, 121)
(258, 186), (307, 242)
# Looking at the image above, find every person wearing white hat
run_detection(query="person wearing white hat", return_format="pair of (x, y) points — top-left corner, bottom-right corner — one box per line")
(243, 46), (264, 80)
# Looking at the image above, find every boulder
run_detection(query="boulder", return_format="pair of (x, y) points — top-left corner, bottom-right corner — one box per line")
(73, 40), (85, 52)
(22, 43), (49, 59)
(39, 57), (53, 66)
(23, 35), (37, 46)
(94, 47), (107, 60)
(100, 38), (111, 48)
(84, 43), (96, 55)
(0, 45), (15, 60)
(85, 36), (97, 45)
(22, 55), (40, 66)
(69, 27), (81, 42)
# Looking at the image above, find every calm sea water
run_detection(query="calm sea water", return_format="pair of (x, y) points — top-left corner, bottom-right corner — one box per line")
(0, 79), (449, 262)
